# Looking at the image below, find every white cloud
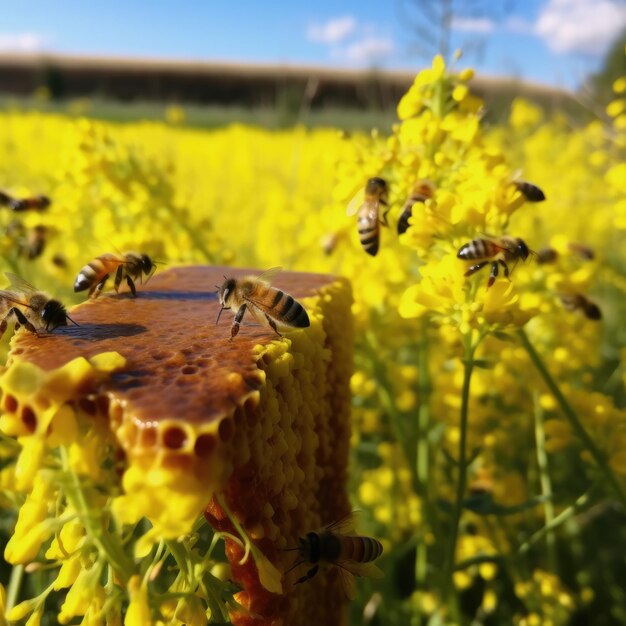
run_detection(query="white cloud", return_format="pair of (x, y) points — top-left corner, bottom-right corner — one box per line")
(343, 36), (394, 63)
(0, 33), (47, 52)
(534, 0), (626, 55)
(503, 16), (533, 35)
(307, 16), (356, 44)
(450, 16), (495, 34)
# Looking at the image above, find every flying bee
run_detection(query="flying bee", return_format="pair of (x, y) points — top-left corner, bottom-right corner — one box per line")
(346, 177), (389, 256)
(216, 267), (310, 340)
(0, 272), (78, 338)
(514, 180), (545, 202)
(21, 225), (49, 260)
(3, 220), (48, 259)
(284, 513), (383, 600)
(457, 236), (532, 288)
(6, 194), (51, 212)
(320, 230), (346, 256)
(559, 293), (602, 321)
(567, 242), (595, 261)
(397, 180), (435, 235)
(536, 247), (559, 264)
(74, 251), (157, 298)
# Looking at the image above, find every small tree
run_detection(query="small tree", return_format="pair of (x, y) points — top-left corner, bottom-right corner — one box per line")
(397, 0), (516, 63)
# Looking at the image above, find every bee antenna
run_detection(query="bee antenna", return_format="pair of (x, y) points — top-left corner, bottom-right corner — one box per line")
(215, 306), (225, 325)
(281, 546), (300, 552)
(284, 560), (305, 576)
(66, 314), (80, 327)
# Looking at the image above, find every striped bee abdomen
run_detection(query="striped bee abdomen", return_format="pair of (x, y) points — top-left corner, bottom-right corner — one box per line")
(457, 238), (493, 260)
(358, 213), (379, 256)
(74, 255), (122, 292)
(515, 181), (545, 202)
(270, 289), (310, 328)
(340, 536), (384, 563)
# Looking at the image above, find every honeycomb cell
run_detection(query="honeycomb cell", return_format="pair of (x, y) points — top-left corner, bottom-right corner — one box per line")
(162, 424), (188, 450)
(4, 393), (18, 413)
(194, 432), (217, 457)
(21, 406), (37, 433)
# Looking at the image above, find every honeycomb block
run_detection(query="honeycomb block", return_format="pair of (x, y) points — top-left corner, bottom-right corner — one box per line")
(1, 266), (353, 625)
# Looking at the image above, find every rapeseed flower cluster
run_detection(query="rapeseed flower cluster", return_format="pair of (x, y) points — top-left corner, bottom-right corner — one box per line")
(0, 51), (624, 625)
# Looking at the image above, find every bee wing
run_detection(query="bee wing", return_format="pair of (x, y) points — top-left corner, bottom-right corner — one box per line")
(333, 560), (384, 599)
(333, 566), (357, 601)
(243, 302), (271, 326)
(255, 266), (283, 285)
(337, 560), (384, 579)
(0, 289), (31, 308)
(4, 272), (39, 294)
(322, 511), (359, 535)
(476, 233), (517, 255)
(346, 189), (365, 216)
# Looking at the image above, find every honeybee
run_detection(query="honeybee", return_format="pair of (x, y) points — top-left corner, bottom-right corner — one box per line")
(0, 191), (51, 212)
(397, 180), (435, 235)
(216, 267), (310, 339)
(536, 247), (558, 264)
(514, 180), (545, 202)
(22, 225), (50, 260)
(0, 272), (77, 338)
(559, 293), (602, 320)
(320, 230), (346, 256)
(568, 242), (595, 261)
(284, 513), (383, 599)
(457, 236), (532, 288)
(4, 221), (49, 260)
(74, 251), (157, 298)
(346, 177), (389, 256)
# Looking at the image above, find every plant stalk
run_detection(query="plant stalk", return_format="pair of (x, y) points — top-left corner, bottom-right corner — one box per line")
(443, 330), (475, 603)
(517, 329), (626, 509)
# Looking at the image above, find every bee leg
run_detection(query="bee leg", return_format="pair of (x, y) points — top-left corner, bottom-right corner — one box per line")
(380, 205), (391, 227)
(487, 262), (499, 288)
(91, 274), (110, 299)
(126, 276), (137, 297)
(464, 261), (489, 277)
(499, 260), (510, 279)
(231, 304), (247, 340)
(295, 564), (319, 585)
(113, 265), (125, 293)
(7, 307), (39, 335)
(264, 314), (282, 337)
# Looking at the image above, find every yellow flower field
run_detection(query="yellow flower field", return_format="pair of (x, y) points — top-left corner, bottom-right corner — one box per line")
(0, 54), (625, 625)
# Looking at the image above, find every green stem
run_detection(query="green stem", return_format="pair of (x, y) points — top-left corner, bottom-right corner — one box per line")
(59, 447), (133, 585)
(443, 330), (476, 604)
(6, 564), (25, 611)
(363, 332), (416, 485)
(517, 329), (626, 509)
(415, 321), (431, 593)
(533, 392), (558, 572)
(166, 540), (194, 584)
(518, 484), (599, 554)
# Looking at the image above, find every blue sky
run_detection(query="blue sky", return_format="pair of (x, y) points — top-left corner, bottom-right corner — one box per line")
(0, 0), (625, 89)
